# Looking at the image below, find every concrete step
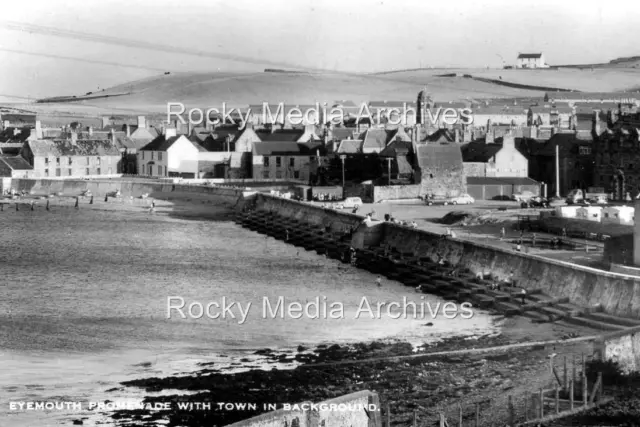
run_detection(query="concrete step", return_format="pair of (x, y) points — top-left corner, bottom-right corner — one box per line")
(581, 311), (640, 328)
(494, 300), (523, 317)
(562, 315), (627, 331)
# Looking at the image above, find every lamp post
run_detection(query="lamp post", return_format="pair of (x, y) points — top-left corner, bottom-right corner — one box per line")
(386, 157), (392, 186)
(340, 154), (346, 199)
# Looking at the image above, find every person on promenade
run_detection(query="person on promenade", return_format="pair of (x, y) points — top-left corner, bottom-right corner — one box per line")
(500, 227), (506, 241)
(376, 275), (382, 287)
(520, 288), (527, 305)
(532, 233), (537, 247)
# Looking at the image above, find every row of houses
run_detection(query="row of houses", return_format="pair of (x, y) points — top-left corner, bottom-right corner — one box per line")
(550, 205), (635, 226)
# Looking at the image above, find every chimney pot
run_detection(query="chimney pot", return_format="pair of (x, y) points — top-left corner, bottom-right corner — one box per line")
(137, 116), (146, 129)
(125, 124), (131, 138)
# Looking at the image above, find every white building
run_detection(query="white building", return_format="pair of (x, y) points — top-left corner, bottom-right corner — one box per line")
(137, 128), (201, 177)
(602, 206), (635, 225)
(576, 206), (602, 222)
(516, 53), (547, 69)
(555, 205), (579, 218)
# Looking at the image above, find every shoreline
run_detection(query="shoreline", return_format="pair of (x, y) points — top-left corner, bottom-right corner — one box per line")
(2, 192), (604, 426)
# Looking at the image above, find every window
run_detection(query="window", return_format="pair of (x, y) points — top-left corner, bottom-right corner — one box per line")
(263, 157), (269, 167)
(310, 156), (316, 162)
(289, 158), (295, 167)
(44, 169), (49, 177)
(142, 151), (145, 160)
(629, 164), (635, 170)
(151, 152), (154, 160)
(86, 157), (90, 165)
(97, 168), (101, 175)
(158, 152), (163, 161)
(294, 171), (300, 179)
(276, 157), (282, 167)
(262, 170), (270, 178)
(276, 170), (283, 178)
(97, 157), (101, 165)
(68, 169), (72, 176)
(56, 157), (60, 165)
(615, 213), (619, 218)
(56, 169), (61, 177)
(68, 157), (72, 165)
(45, 158), (49, 164)
(605, 213), (609, 218)
(579, 146), (591, 155)
(157, 166), (162, 176)
(86, 168), (90, 175)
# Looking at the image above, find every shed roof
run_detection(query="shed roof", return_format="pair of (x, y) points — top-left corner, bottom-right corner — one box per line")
(0, 156), (33, 170)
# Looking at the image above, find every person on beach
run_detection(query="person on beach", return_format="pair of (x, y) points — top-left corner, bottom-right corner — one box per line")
(376, 275), (382, 287)
(520, 288), (527, 305)
(352, 205), (359, 214)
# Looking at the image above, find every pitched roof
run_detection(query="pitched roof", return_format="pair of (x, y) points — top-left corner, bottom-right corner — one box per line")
(472, 105), (529, 115)
(380, 140), (413, 157)
(424, 128), (456, 143)
(337, 139), (363, 154)
(140, 134), (196, 152)
(532, 132), (592, 156)
(27, 139), (121, 156)
(253, 141), (322, 156)
(330, 127), (356, 141)
(0, 127), (32, 143)
(256, 129), (305, 142)
(518, 53), (542, 59)
(0, 156), (33, 170)
(461, 142), (502, 162)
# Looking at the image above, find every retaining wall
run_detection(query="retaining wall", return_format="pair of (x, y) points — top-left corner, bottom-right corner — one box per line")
(225, 390), (381, 427)
(373, 184), (421, 202)
(594, 326), (640, 373)
(10, 179), (247, 206)
(254, 195), (640, 319)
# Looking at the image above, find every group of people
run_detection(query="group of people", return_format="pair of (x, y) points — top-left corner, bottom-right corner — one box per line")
(382, 213), (418, 228)
(313, 193), (339, 202)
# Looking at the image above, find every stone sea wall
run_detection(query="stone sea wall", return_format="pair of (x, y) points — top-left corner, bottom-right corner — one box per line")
(10, 179), (246, 206)
(225, 390), (381, 427)
(254, 195), (640, 319)
(594, 326), (640, 373)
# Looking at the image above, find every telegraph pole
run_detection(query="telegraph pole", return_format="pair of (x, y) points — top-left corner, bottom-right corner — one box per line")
(555, 144), (560, 198)
(387, 158), (392, 186)
(340, 154), (346, 199)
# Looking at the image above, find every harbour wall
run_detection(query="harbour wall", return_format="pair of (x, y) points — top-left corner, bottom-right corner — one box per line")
(254, 194), (640, 319)
(225, 390), (381, 427)
(594, 326), (640, 373)
(10, 179), (247, 206)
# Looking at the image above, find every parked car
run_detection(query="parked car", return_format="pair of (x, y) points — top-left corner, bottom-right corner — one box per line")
(342, 197), (363, 209)
(520, 196), (549, 208)
(448, 194), (475, 205)
(511, 191), (534, 202)
(425, 195), (450, 206)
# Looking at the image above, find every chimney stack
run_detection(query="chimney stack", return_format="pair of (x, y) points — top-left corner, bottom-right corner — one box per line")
(593, 110), (601, 136)
(110, 129), (116, 145)
(2, 120), (9, 130)
(165, 127), (177, 139)
(137, 115), (146, 129)
(454, 128), (460, 143)
(35, 120), (42, 139)
(125, 124), (131, 138)
(101, 116), (110, 129)
(88, 126), (93, 137)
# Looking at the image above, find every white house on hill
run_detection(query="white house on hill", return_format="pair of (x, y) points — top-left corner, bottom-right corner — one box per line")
(516, 53), (547, 69)
(137, 128), (202, 177)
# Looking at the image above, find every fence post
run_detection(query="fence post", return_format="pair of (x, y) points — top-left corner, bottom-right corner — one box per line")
(539, 388), (544, 418)
(572, 356), (577, 385)
(564, 356), (568, 389)
(570, 380), (574, 410)
(599, 372), (603, 398)
(583, 372), (588, 407)
(413, 410), (417, 427)
(582, 353), (586, 375)
(508, 395), (514, 426)
(555, 385), (560, 414)
(387, 403), (390, 427)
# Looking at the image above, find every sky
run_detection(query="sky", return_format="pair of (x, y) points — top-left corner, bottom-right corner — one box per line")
(0, 0), (639, 98)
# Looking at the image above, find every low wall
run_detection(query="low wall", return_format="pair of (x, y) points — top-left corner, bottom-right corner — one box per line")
(10, 179), (247, 206)
(373, 184), (421, 202)
(256, 194), (363, 235)
(226, 390), (381, 427)
(594, 326), (640, 373)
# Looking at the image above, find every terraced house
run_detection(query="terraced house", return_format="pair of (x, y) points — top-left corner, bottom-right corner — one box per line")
(21, 133), (121, 178)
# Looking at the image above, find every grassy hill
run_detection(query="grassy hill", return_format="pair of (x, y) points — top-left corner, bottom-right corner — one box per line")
(9, 66), (640, 118)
